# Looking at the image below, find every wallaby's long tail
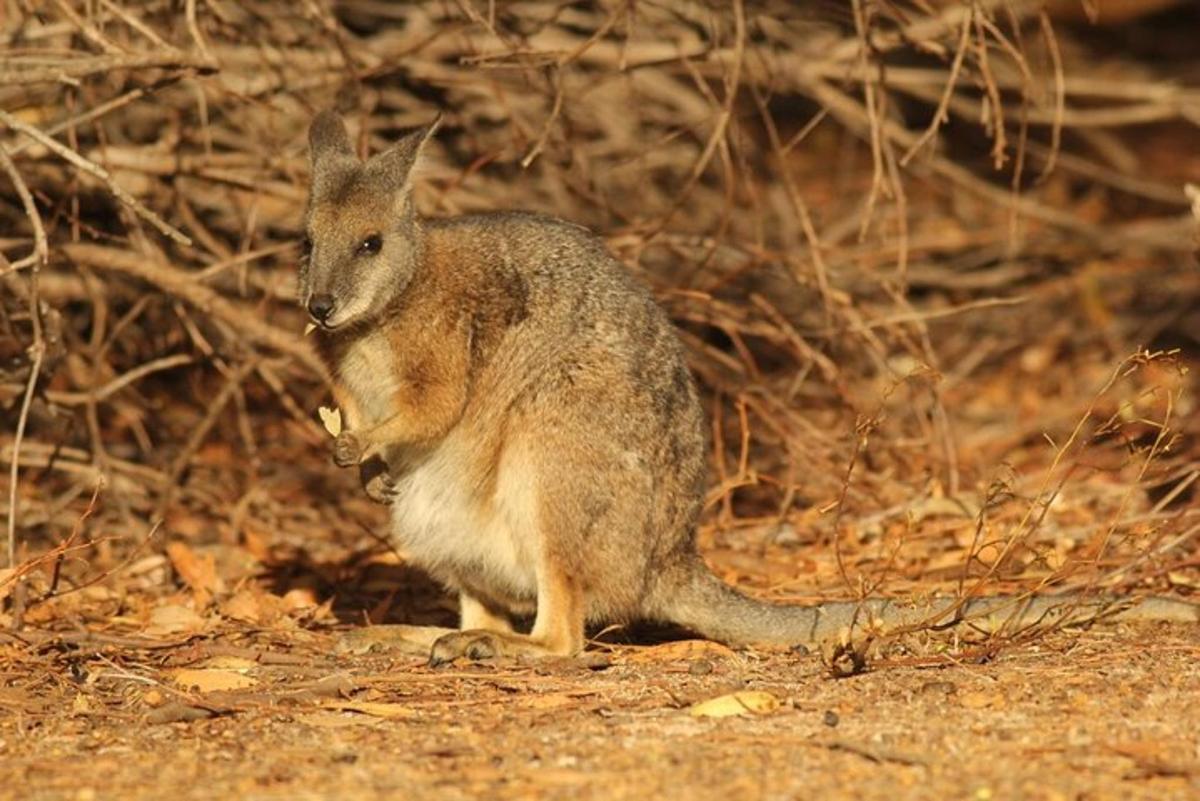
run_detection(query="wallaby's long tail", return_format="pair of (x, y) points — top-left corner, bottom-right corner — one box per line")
(647, 557), (1200, 646)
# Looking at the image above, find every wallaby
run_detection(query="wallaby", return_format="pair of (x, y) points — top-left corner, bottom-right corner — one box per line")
(301, 111), (1198, 664)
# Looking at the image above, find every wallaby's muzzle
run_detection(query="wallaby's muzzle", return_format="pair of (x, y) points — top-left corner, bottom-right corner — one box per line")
(307, 294), (335, 325)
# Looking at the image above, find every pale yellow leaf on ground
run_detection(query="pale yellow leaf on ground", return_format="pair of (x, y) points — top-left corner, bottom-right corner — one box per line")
(172, 668), (258, 693)
(71, 692), (97, 715)
(324, 701), (418, 720)
(520, 691), (596, 711)
(282, 587), (320, 610)
(318, 406), (342, 437)
(221, 588), (266, 624)
(689, 690), (780, 718)
(1167, 571), (1200, 590)
(202, 656), (258, 672)
(625, 639), (739, 664)
(221, 587), (287, 626)
(294, 711), (379, 728)
(143, 604), (206, 638)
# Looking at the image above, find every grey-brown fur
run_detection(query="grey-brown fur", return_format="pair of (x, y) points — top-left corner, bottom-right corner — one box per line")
(302, 111), (1198, 662)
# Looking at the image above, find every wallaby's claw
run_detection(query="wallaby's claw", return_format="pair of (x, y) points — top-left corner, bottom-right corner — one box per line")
(333, 431), (363, 467)
(428, 630), (501, 667)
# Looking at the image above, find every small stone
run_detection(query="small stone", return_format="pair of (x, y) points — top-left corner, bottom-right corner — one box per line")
(579, 652), (612, 671)
(688, 659), (714, 676)
(823, 710), (839, 727)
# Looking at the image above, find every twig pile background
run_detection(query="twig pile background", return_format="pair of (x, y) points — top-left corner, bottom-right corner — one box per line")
(2, 0), (1198, 622)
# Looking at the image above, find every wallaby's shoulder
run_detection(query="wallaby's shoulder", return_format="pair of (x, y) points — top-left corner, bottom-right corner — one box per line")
(425, 209), (642, 327)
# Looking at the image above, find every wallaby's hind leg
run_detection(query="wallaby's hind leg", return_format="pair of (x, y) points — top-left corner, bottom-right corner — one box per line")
(459, 592), (515, 633)
(429, 558), (584, 665)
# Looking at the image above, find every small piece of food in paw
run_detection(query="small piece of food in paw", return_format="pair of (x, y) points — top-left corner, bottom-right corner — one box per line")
(318, 406), (342, 437)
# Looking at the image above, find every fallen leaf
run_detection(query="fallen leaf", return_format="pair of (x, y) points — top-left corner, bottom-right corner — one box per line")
(318, 406), (342, 437)
(202, 656), (258, 672)
(625, 639), (739, 664)
(521, 691), (595, 711)
(1167, 571), (1199, 590)
(163, 510), (208, 539)
(71, 692), (96, 715)
(143, 604), (206, 638)
(146, 703), (218, 725)
(240, 524), (272, 562)
(294, 711), (378, 728)
(220, 587), (285, 625)
(689, 690), (780, 719)
(166, 542), (223, 609)
(282, 587), (320, 611)
(172, 668), (258, 693)
(324, 701), (417, 720)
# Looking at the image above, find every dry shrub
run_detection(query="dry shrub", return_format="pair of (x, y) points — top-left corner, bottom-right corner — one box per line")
(1, 1), (1198, 608)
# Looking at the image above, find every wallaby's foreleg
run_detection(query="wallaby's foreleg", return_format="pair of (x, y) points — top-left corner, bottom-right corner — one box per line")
(429, 559), (584, 665)
(334, 339), (470, 467)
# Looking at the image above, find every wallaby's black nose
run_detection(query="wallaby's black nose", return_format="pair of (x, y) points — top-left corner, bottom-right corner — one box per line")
(308, 294), (335, 322)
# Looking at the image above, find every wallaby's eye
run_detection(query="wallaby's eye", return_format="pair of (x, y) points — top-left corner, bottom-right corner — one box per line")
(300, 236), (313, 256)
(359, 234), (382, 256)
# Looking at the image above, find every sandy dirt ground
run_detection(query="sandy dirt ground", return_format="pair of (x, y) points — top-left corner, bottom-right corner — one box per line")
(3, 608), (1199, 801)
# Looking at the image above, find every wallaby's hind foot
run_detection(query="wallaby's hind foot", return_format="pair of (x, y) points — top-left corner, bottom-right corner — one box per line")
(431, 561), (586, 666)
(334, 624), (457, 657)
(428, 629), (570, 666)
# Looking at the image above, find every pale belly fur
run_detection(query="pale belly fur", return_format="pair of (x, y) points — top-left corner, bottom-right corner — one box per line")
(339, 334), (539, 599)
(388, 435), (540, 601)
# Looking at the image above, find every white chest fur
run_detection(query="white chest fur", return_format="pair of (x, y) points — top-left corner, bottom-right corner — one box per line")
(337, 332), (401, 426)
(389, 437), (540, 600)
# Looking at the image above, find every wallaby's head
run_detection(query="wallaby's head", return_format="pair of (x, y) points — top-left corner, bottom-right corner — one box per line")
(300, 110), (439, 330)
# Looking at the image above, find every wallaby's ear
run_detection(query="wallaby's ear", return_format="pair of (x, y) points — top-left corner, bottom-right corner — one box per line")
(309, 110), (355, 167)
(367, 114), (442, 192)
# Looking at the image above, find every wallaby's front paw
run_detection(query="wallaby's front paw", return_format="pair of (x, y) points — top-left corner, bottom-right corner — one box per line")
(362, 469), (397, 505)
(333, 431), (363, 467)
(429, 630), (502, 667)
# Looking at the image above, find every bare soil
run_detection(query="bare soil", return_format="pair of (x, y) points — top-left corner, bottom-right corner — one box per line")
(3, 621), (1199, 801)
